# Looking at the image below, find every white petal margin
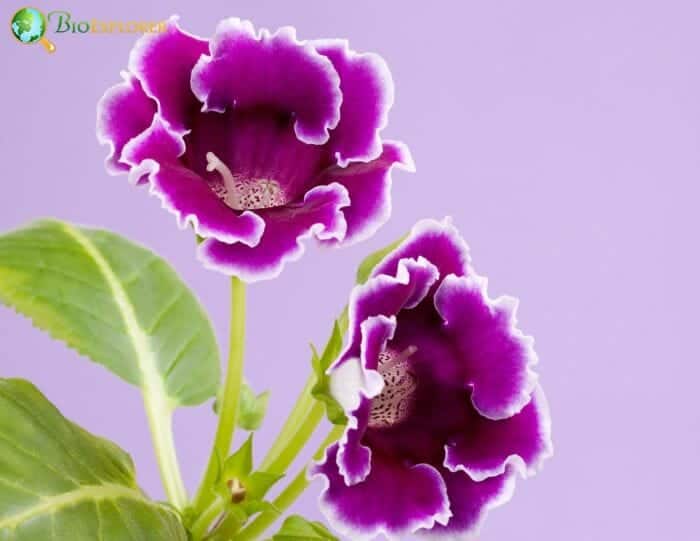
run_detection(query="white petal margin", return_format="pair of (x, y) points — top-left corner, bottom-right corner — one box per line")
(311, 38), (396, 167)
(313, 458), (452, 541)
(436, 271), (540, 421)
(332, 315), (395, 485)
(371, 216), (473, 280)
(338, 140), (416, 248)
(344, 255), (440, 350)
(133, 158), (266, 247)
(415, 468), (519, 541)
(197, 182), (350, 282)
(444, 384), (554, 482)
(190, 17), (342, 145)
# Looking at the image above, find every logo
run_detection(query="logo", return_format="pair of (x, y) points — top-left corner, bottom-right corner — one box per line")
(10, 7), (167, 54)
(10, 7), (55, 53)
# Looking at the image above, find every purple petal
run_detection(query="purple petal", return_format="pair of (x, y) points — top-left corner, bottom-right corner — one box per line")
(314, 445), (451, 540)
(373, 218), (471, 281)
(183, 108), (326, 202)
(346, 257), (439, 354)
(191, 18), (341, 145)
(313, 39), (394, 165)
(445, 385), (553, 481)
(419, 469), (516, 539)
(332, 315), (397, 485)
(96, 74), (156, 174)
(128, 16), (209, 132)
(320, 141), (415, 245)
(139, 159), (265, 246)
(434, 274), (538, 420)
(198, 183), (349, 281)
(120, 116), (185, 184)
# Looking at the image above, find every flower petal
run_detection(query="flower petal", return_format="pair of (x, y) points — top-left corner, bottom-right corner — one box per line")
(313, 40), (394, 165)
(197, 183), (349, 281)
(319, 141), (414, 245)
(121, 115), (185, 184)
(332, 315), (396, 485)
(138, 158), (265, 246)
(373, 218), (471, 281)
(445, 385), (553, 481)
(346, 257), (440, 354)
(128, 16), (209, 132)
(96, 74), (156, 174)
(191, 18), (341, 145)
(434, 274), (538, 420)
(314, 444), (451, 540)
(418, 469), (516, 539)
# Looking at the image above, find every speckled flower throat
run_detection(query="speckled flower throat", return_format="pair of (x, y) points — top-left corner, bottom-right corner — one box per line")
(206, 151), (290, 210)
(368, 346), (418, 429)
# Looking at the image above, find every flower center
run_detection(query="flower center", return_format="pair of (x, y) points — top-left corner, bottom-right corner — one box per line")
(206, 151), (290, 211)
(368, 346), (418, 429)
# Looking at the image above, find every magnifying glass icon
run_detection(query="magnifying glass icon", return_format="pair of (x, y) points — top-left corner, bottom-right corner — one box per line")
(11, 7), (56, 53)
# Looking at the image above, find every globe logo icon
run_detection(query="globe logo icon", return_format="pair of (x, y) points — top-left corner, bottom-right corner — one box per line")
(10, 7), (56, 53)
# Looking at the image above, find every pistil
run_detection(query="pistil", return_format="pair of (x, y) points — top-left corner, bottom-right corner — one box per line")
(205, 151), (289, 211)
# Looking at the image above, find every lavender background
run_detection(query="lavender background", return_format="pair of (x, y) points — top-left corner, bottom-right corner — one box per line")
(1, 1), (699, 539)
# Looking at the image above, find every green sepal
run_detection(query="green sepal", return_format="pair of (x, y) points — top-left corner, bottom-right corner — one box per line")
(237, 382), (270, 431)
(247, 471), (285, 500)
(311, 320), (348, 425)
(240, 499), (280, 518)
(214, 436), (284, 516)
(223, 435), (254, 480)
(271, 515), (338, 540)
(355, 235), (407, 285)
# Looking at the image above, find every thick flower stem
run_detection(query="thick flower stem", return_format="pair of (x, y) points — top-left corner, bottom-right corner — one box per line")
(266, 400), (325, 474)
(259, 374), (322, 473)
(190, 498), (225, 540)
(193, 276), (247, 515)
(258, 306), (348, 474)
(236, 425), (344, 541)
(144, 392), (187, 509)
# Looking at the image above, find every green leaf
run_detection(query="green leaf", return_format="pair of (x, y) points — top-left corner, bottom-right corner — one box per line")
(0, 220), (220, 407)
(237, 383), (270, 431)
(0, 378), (187, 540)
(271, 515), (338, 540)
(311, 320), (347, 425)
(355, 235), (407, 285)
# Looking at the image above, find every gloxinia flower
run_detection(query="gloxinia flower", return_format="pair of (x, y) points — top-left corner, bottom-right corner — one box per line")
(312, 219), (552, 539)
(97, 17), (413, 281)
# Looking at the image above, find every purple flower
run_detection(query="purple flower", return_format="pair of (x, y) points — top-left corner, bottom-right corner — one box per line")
(312, 219), (552, 539)
(97, 17), (413, 281)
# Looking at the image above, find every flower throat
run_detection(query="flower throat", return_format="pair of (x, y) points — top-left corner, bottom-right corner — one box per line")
(206, 151), (290, 211)
(368, 346), (418, 429)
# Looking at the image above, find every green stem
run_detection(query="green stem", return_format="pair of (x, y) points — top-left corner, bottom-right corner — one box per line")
(193, 276), (247, 514)
(258, 307), (348, 475)
(190, 498), (226, 540)
(143, 392), (187, 509)
(236, 426), (344, 541)
(259, 374), (320, 472)
(265, 400), (325, 475)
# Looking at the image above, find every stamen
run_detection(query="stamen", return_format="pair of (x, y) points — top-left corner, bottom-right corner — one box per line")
(205, 150), (289, 211)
